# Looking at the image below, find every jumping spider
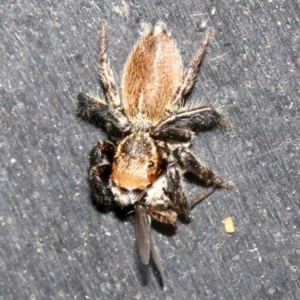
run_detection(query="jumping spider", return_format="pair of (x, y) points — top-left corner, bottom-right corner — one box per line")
(77, 22), (231, 278)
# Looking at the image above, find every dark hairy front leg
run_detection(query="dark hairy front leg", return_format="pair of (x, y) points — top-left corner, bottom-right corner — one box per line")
(77, 92), (130, 136)
(88, 140), (115, 210)
(151, 125), (192, 142)
(152, 104), (230, 139)
(166, 162), (190, 219)
(173, 147), (232, 189)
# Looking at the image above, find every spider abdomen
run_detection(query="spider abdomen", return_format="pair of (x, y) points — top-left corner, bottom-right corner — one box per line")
(122, 22), (183, 123)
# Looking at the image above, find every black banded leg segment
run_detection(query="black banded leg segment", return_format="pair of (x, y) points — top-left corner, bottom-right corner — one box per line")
(152, 105), (230, 139)
(88, 140), (115, 210)
(151, 126), (192, 142)
(177, 105), (230, 130)
(173, 147), (231, 189)
(77, 92), (130, 137)
(166, 162), (190, 219)
(77, 92), (107, 122)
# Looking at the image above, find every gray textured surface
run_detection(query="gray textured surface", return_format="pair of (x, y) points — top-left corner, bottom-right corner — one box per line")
(1, 1), (299, 299)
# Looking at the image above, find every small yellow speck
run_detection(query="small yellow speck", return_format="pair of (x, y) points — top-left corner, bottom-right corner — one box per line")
(223, 217), (235, 233)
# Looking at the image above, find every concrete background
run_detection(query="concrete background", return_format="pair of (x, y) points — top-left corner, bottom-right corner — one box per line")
(1, 0), (299, 299)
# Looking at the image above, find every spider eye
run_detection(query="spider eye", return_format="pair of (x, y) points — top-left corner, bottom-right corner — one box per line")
(147, 161), (155, 168)
(113, 157), (119, 165)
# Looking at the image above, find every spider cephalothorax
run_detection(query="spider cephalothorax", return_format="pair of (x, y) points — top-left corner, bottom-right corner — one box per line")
(77, 22), (231, 279)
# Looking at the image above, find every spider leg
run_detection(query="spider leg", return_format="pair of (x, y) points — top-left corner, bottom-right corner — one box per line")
(165, 162), (190, 219)
(78, 24), (131, 136)
(99, 23), (122, 109)
(174, 147), (232, 189)
(152, 104), (230, 138)
(189, 186), (216, 208)
(171, 28), (213, 107)
(151, 126), (192, 142)
(88, 140), (115, 210)
(77, 92), (130, 137)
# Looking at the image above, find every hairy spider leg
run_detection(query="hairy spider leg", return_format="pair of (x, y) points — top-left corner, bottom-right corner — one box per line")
(174, 147), (232, 189)
(88, 140), (115, 210)
(99, 23), (122, 109)
(171, 28), (214, 107)
(152, 104), (230, 140)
